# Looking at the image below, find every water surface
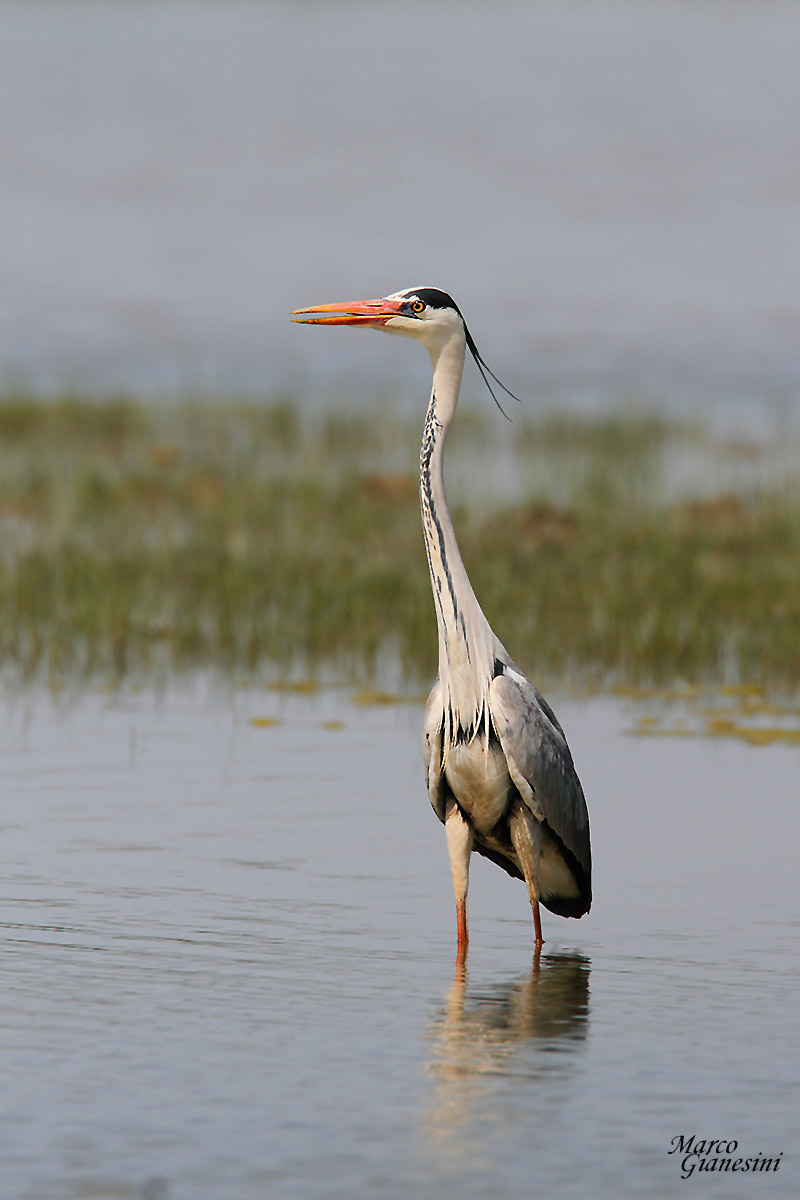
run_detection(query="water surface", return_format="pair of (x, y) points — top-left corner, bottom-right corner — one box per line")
(1, 683), (796, 1198)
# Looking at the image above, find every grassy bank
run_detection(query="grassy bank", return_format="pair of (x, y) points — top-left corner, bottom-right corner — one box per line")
(0, 395), (798, 690)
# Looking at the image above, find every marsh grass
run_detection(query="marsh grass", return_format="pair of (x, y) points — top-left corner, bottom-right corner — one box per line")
(0, 394), (798, 691)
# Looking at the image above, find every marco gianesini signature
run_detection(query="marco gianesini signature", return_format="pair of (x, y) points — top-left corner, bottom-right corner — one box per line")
(669, 1136), (783, 1180)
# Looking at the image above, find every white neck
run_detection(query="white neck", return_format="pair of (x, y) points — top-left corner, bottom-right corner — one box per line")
(419, 331), (502, 745)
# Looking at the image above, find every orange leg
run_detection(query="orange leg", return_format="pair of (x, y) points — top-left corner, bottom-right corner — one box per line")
(446, 805), (474, 964)
(533, 898), (544, 948)
(456, 896), (469, 964)
(510, 804), (545, 951)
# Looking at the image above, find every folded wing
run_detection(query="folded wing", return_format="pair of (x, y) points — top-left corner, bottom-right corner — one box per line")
(489, 666), (592, 913)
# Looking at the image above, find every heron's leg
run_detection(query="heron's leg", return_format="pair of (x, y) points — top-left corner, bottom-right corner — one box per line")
(509, 804), (545, 948)
(445, 803), (474, 963)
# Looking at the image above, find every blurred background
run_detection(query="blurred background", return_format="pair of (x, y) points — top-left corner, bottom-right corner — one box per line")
(1, 0), (799, 689)
(2, 0), (799, 418)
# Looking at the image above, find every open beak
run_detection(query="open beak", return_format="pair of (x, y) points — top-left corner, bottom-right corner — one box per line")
(291, 298), (404, 326)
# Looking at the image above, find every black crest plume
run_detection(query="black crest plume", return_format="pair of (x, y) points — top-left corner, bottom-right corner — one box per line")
(464, 325), (520, 421)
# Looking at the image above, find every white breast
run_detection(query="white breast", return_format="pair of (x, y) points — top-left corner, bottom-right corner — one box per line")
(444, 738), (511, 835)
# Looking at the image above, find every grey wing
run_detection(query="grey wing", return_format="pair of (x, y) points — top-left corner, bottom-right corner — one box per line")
(489, 668), (592, 906)
(422, 678), (448, 823)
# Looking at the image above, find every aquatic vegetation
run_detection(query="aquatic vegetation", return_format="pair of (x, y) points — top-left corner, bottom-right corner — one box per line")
(0, 394), (798, 693)
(627, 694), (800, 746)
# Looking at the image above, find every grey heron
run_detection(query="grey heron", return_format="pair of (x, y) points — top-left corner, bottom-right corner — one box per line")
(292, 288), (591, 959)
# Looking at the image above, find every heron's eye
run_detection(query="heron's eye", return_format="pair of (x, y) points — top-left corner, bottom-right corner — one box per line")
(411, 300), (425, 314)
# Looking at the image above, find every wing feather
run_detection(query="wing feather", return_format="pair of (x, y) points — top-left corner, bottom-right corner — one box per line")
(423, 678), (448, 823)
(489, 668), (592, 908)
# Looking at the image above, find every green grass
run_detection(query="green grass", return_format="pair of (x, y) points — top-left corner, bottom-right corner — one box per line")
(0, 394), (798, 690)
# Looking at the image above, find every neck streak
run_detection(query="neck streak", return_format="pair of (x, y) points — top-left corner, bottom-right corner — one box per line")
(419, 337), (499, 746)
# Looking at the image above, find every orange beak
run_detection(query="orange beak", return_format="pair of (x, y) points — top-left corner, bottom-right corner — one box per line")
(290, 298), (404, 326)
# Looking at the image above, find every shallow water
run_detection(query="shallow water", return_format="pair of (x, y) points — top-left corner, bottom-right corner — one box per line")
(1, 683), (796, 1199)
(2, 0), (800, 415)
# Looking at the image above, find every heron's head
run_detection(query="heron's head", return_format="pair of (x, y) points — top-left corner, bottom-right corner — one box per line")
(292, 287), (464, 357)
(292, 286), (519, 414)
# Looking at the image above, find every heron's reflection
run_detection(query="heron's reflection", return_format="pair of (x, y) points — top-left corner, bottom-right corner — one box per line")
(423, 950), (590, 1156)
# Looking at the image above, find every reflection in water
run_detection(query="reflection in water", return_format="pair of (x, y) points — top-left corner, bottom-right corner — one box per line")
(423, 951), (590, 1161)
